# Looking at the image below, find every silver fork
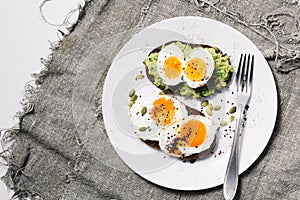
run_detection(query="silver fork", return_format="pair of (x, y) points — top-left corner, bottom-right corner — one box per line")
(223, 54), (254, 200)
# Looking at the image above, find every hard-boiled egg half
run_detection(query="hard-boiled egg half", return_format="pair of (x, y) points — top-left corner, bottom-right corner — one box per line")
(129, 95), (188, 141)
(159, 115), (217, 158)
(156, 43), (215, 88)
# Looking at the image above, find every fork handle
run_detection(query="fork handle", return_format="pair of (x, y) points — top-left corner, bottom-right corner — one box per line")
(223, 104), (244, 200)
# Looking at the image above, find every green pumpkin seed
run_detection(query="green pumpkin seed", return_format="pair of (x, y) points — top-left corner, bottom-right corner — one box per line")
(229, 106), (236, 114)
(214, 105), (221, 111)
(201, 100), (208, 107)
(128, 101), (134, 107)
(206, 108), (213, 116)
(128, 89), (135, 97)
(139, 127), (147, 132)
(208, 103), (213, 110)
(141, 107), (147, 116)
(131, 94), (138, 101)
(230, 115), (235, 122)
(220, 121), (228, 127)
(136, 74), (145, 80)
(159, 91), (165, 95)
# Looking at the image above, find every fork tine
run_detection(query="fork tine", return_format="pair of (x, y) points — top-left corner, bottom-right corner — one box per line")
(247, 55), (254, 93)
(238, 54), (247, 92)
(245, 54), (250, 92)
(236, 54), (244, 92)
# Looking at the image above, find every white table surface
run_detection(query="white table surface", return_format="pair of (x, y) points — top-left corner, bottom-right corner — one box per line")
(0, 1), (80, 199)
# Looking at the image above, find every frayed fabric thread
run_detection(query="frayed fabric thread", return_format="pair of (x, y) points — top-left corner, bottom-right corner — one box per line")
(190, 0), (300, 73)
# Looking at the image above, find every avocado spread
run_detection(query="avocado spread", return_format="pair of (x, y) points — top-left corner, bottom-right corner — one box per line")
(143, 41), (234, 98)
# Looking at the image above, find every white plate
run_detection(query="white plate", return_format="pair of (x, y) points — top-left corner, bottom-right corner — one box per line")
(102, 17), (277, 190)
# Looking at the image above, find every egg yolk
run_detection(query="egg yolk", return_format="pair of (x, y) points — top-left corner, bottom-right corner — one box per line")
(164, 56), (182, 79)
(151, 97), (176, 126)
(180, 119), (206, 147)
(184, 58), (207, 81)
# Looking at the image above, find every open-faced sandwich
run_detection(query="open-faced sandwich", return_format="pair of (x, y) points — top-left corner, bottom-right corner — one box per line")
(143, 41), (234, 98)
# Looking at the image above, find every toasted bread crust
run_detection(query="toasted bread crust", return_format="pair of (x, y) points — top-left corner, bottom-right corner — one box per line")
(142, 137), (216, 162)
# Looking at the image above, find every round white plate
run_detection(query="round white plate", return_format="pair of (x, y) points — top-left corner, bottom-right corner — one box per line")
(102, 17), (277, 190)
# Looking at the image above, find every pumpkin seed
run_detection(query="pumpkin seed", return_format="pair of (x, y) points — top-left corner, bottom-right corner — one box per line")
(128, 101), (134, 107)
(131, 94), (138, 101)
(230, 115), (235, 122)
(159, 91), (165, 95)
(206, 108), (213, 116)
(208, 103), (213, 110)
(220, 121), (228, 127)
(141, 107), (147, 116)
(128, 89), (135, 97)
(136, 74), (145, 80)
(229, 106), (236, 114)
(214, 105), (221, 111)
(139, 127), (147, 132)
(201, 100), (208, 107)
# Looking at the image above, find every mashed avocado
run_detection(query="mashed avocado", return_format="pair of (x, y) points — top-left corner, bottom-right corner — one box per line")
(143, 42), (234, 98)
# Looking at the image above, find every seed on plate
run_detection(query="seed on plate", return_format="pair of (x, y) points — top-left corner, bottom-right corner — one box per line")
(201, 100), (208, 107)
(206, 108), (213, 116)
(230, 115), (235, 122)
(208, 103), (213, 110)
(136, 74), (145, 80)
(128, 101), (134, 107)
(229, 106), (236, 114)
(214, 105), (221, 111)
(159, 91), (165, 95)
(131, 94), (138, 101)
(220, 121), (228, 127)
(139, 127), (147, 132)
(141, 107), (147, 116)
(128, 89), (135, 97)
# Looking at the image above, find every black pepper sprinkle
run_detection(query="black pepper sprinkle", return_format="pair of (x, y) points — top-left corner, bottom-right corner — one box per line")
(229, 136), (232, 138)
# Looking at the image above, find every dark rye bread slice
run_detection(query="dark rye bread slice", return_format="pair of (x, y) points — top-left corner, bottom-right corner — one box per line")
(144, 40), (233, 93)
(141, 105), (216, 162)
